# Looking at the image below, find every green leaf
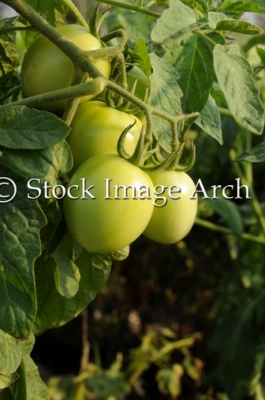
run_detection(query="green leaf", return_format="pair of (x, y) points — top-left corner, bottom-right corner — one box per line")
(106, 8), (153, 44)
(181, 0), (208, 13)
(35, 241), (111, 329)
(151, 0), (196, 43)
(2, 141), (73, 187)
(195, 95), (222, 144)
(164, 33), (219, 117)
(148, 53), (183, 152)
(221, 0), (265, 14)
(86, 372), (130, 399)
(257, 47), (265, 66)
(213, 44), (265, 135)
(52, 245), (81, 299)
(24, 0), (68, 25)
(14, 356), (49, 400)
(0, 106), (71, 150)
(0, 20), (19, 91)
(21, 0), (68, 47)
(0, 330), (21, 376)
(0, 374), (18, 391)
(18, 334), (35, 358)
(109, 246), (130, 261)
(236, 141), (265, 163)
(205, 195), (243, 236)
(216, 20), (263, 35)
(208, 12), (264, 34)
(129, 39), (152, 76)
(156, 365), (183, 397)
(154, 19), (209, 45)
(0, 388), (15, 399)
(0, 168), (46, 337)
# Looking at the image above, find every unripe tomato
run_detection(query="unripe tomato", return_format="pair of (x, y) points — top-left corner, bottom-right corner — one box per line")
(21, 24), (111, 111)
(67, 101), (142, 172)
(127, 66), (149, 100)
(143, 169), (197, 244)
(63, 153), (154, 253)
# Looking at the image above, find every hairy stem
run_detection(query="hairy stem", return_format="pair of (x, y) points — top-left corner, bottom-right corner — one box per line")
(195, 218), (265, 244)
(230, 149), (265, 237)
(61, 0), (89, 29)
(93, 0), (161, 18)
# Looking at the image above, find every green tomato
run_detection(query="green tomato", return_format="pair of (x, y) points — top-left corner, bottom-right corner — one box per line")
(143, 169), (197, 244)
(63, 153), (154, 253)
(21, 24), (111, 112)
(127, 66), (149, 100)
(67, 101), (142, 172)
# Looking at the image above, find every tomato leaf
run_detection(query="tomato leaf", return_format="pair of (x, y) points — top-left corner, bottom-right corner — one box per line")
(18, 334), (35, 358)
(20, 1), (68, 48)
(195, 95), (223, 145)
(257, 46), (265, 65)
(24, 0), (68, 26)
(0, 19), (19, 91)
(129, 39), (152, 76)
(148, 53), (183, 151)
(151, 0), (196, 43)
(208, 12), (264, 35)
(0, 374), (18, 391)
(221, 0), (265, 13)
(15, 355), (50, 400)
(0, 106), (71, 150)
(2, 141), (73, 188)
(108, 246), (130, 261)
(213, 44), (265, 135)
(0, 167), (46, 337)
(35, 243), (111, 329)
(205, 195), (243, 236)
(107, 8), (154, 43)
(0, 330), (21, 377)
(163, 33), (222, 120)
(236, 141), (265, 163)
(52, 245), (81, 299)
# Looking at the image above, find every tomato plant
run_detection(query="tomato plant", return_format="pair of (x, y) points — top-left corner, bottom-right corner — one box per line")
(67, 100), (142, 172)
(21, 24), (111, 111)
(63, 153), (154, 253)
(1, 1), (265, 399)
(143, 169), (198, 244)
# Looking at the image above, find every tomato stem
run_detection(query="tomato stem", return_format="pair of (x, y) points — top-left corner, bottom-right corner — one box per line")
(195, 218), (265, 245)
(61, 0), (89, 29)
(91, 0), (161, 18)
(230, 148), (265, 237)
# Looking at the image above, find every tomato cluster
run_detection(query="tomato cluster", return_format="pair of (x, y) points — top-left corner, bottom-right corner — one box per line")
(21, 24), (197, 254)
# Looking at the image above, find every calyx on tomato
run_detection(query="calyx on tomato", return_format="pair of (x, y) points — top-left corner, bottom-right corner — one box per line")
(21, 24), (111, 112)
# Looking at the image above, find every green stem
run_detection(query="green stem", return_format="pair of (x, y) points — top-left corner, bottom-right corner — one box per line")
(243, 132), (253, 187)
(94, 0), (161, 18)
(230, 149), (265, 237)
(0, 78), (107, 109)
(0, 84), (22, 103)
(195, 218), (265, 244)
(218, 107), (233, 118)
(194, 30), (217, 46)
(61, 0), (89, 29)
(62, 69), (89, 125)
